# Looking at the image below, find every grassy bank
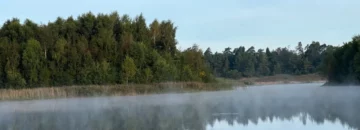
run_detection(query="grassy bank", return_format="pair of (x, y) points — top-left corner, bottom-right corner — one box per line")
(239, 74), (326, 85)
(0, 74), (325, 101)
(0, 82), (235, 101)
(217, 74), (325, 86)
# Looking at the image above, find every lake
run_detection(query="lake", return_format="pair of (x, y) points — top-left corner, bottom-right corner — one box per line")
(0, 83), (359, 130)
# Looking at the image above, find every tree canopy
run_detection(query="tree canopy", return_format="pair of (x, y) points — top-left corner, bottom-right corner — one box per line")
(0, 12), (214, 88)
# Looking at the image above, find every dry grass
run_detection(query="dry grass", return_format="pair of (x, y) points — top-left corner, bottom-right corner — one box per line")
(0, 74), (322, 101)
(0, 82), (233, 101)
(239, 74), (326, 85)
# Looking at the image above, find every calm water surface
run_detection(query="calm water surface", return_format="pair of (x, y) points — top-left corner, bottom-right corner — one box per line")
(0, 83), (359, 130)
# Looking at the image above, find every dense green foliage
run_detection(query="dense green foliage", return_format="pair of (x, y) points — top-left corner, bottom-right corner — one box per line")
(321, 36), (360, 85)
(205, 42), (331, 79)
(1, 11), (356, 88)
(0, 12), (214, 88)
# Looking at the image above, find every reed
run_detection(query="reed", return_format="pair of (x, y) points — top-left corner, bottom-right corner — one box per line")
(239, 74), (325, 85)
(0, 82), (234, 101)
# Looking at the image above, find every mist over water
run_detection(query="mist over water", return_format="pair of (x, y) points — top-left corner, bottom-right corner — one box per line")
(0, 83), (359, 130)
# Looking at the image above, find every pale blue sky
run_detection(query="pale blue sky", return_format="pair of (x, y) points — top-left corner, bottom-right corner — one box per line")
(1, 0), (359, 52)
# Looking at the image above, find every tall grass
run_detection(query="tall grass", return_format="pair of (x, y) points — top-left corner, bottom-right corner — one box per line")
(0, 74), (322, 101)
(0, 82), (234, 101)
(239, 74), (325, 85)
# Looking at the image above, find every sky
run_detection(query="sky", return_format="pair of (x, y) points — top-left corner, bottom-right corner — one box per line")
(1, 0), (359, 52)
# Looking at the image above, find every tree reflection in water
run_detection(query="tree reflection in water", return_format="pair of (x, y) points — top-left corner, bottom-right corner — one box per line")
(0, 83), (359, 130)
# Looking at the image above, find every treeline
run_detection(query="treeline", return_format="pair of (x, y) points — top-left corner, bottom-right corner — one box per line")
(204, 42), (332, 79)
(0, 12), (214, 88)
(1, 11), (355, 88)
(321, 35), (360, 85)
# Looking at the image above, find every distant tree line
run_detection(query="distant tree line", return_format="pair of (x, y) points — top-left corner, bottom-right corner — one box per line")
(0, 12), (214, 88)
(205, 34), (360, 85)
(204, 42), (332, 79)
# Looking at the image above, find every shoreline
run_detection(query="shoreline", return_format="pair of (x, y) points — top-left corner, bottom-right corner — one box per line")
(0, 74), (325, 101)
(238, 74), (325, 86)
(0, 82), (235, 101)
(252, 80), (326, 86)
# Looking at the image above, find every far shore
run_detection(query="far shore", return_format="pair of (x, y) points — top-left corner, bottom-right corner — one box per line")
(218, 74), (326, 86)
(0, 74), (325, 101)
(249, 74), (326, 86)
(0, 82), (235, 101)
(253, 80), (326, 86)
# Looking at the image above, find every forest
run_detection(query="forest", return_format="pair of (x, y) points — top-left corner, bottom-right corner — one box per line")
(205, 34), (360, 86)
(0, 12), (356, 88)
(0, 12), (213, 88)
(204, 42), (332, 79)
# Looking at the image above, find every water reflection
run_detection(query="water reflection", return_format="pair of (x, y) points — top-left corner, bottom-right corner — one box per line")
(0, 83), (359, 130)
(207, 113), (354, 130)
